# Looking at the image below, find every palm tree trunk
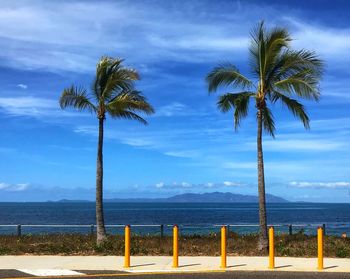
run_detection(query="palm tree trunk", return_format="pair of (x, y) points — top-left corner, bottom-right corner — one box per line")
(257, 109), (268, 251)
(96, 117), (107, 245)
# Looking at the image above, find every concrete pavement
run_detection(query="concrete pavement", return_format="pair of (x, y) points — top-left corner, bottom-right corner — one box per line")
(0, 256), (349, 274)
(1, 270), (350, 279)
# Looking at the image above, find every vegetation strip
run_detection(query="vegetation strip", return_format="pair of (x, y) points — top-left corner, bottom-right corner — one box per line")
(1, 233), (349, 257)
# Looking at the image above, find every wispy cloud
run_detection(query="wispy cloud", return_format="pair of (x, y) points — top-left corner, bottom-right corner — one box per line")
(286, 17), (350, 60)
(155, 102), (194, 117)
(0, 1), (262, 72)
(155, 182), (165, 188)
(163, 150), (200, 158)
(1, 0), (349, 82)
(153, 181), (245, 189)
(17, 83), (28, 89)
(279, 118), (350, 131)
(223, 162), (256, 170)
(0, 182), (29, 191)
(148, 35), (249, 51)
(289, 181), (350, 189)
(48, 144), (93, 152)
(1, 1), (349, 203)
(262, 139), (344, 151)
(0, 96), (56, 116)
(74, 125), (199, 158)
(223, 181), (243, 187)
(0, 96), (88, 118)
(242, 129), (348, 152)
(74, 123), (232, 160)
(1, 1), (349, 75)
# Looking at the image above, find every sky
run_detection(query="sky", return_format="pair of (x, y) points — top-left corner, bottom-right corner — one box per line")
(0, 0), (349, 202)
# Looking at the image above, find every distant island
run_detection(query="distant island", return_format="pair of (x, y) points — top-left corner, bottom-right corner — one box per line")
(56, 192), (289, 203)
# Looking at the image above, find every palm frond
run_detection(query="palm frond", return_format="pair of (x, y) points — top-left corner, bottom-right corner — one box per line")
(268, 50), (323, 100)
(217, 92), (253, 129)
(106, 90), (154, 122)
(107, 110), (148, 125)
(59, 86), (96, 112)
(279, 50), (323, 77)
(249, 21), (267, 78)
(264, 27), (291, 80)
(274, 69), (320, 100)
(272, 91), (310, 129)
(261, 106), (275, 137)
(93, 57), (113, 99)
(206, 64), (253, 93)
(207, 21), (323, 138)
(103, 68), (140, 101)
(93, 57), (140, 102)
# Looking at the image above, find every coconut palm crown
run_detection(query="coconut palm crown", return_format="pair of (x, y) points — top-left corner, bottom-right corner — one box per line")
(59, 57), (154, 244)
(206, 22), (323, 250)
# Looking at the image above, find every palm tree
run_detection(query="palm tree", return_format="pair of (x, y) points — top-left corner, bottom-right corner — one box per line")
(206, 22), (323, 250)
(59, 56), (154, 245)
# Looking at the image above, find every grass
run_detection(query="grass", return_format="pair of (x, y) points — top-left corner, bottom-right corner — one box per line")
(0, 232), (349, 257)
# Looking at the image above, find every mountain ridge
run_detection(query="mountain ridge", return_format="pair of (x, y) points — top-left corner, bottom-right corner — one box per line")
(56, 192), (289, 203)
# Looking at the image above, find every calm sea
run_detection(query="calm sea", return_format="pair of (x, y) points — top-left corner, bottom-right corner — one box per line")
(0, 202), (349, 236)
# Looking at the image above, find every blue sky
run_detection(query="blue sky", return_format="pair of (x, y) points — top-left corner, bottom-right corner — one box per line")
(0, 0), (349, 202)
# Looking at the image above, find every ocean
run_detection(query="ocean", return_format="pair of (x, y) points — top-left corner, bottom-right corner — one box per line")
(0, 202), (349, 236)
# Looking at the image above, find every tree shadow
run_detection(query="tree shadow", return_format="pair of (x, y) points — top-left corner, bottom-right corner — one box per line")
(324, 265), (338, 270)
(130, 263), (156, 268)
(178, 263), (201, 268)
(275, 265), (292, 269)
(227, 264), (247, 268)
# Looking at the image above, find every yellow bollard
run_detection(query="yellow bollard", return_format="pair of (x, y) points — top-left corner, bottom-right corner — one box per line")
(318, 227), (324, 270)
(172, 225), (179, 268)
(268, 226), (275, 269)
(220, 225), (227, 268)
(124, 225), (130, 268)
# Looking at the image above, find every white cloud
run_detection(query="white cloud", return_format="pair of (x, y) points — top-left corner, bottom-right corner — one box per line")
(179, 182), (192, 188)
(262, 139), (344, 151)
(0, 2), (131, 72)
(0, 182), (29, 191)
(74, 125), (202, 159)
(148, 35), (248, 51)
(0, 1), (349, 74)
(119, 138), (154, 147)
(223, 162), (256, 170)
(153, 182), (193, 189)
(164, 150), (199, 158)
(156, 102), (190, 117)
(17, 84), (28, 89)
(0, 2), (127, 45)
(286, 17), (350, 59)
(222, 158), (350, 182)
(0, 96), (56, 116)
(155, 182), (164, 188)
(0, 1), (252, 72)
(0, 96), (88, 118)
(223, 181), (242, 187)
(241, 130), (348, 153)
(289, 181), (350, 189)
(279, 117), (350, 130)
(49, 145), (93, 152)
(154, 181), (244, 189)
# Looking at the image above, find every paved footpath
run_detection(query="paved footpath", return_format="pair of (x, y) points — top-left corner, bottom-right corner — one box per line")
(0, 256), (349, 278)
(0, 270), (350, 279)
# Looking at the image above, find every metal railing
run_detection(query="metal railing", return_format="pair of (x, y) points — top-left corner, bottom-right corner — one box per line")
(0, 223), (331, 237)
